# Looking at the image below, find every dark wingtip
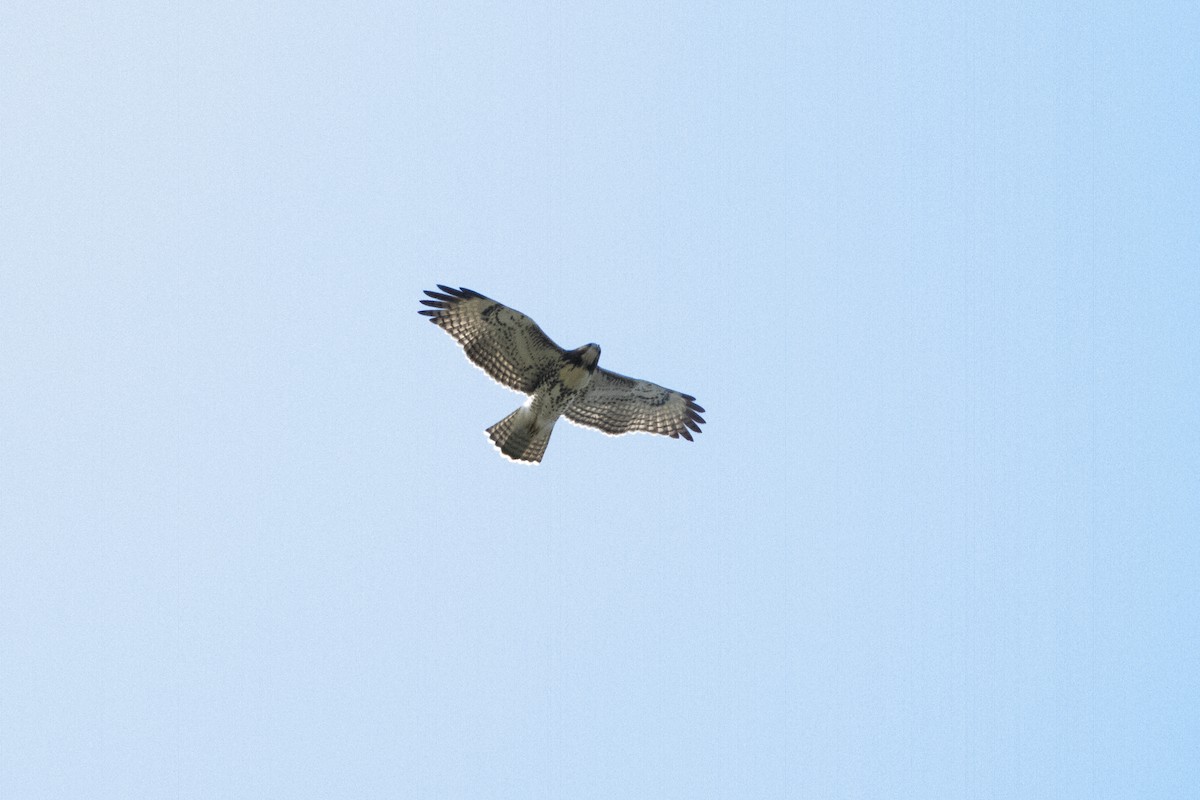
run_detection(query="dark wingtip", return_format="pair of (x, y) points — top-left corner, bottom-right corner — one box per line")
(418, 309), (438, 317)
(684, 419), (702, 433)
(433, 284), (476, 299)
(679, 427), (694, 442)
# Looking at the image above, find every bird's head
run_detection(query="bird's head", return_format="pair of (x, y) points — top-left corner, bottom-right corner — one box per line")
(574, 343), (601, 371)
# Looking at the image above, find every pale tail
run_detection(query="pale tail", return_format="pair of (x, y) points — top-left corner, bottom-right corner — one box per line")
(486, 406), (554, 463)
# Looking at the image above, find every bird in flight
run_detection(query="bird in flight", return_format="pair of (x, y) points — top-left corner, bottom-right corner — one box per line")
(419, 285), (706, 463)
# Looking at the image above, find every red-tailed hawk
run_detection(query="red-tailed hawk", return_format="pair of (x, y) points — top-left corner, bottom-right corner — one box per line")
(419, 285), (706, 463)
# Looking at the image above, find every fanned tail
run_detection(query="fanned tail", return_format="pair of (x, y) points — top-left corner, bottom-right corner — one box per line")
(486, 406), (553, 464)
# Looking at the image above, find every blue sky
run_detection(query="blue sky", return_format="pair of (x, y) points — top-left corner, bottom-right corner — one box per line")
(2, 1), (1197, 798)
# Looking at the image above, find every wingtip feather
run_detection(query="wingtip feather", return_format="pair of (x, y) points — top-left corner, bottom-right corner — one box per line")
(432, 284), (476, 300)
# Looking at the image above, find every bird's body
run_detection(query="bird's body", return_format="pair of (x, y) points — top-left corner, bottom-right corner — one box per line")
(419, 285), (705, 463)
(483, 343), (600, 462)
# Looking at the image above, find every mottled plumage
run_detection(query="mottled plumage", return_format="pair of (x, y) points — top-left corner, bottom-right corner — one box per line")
(419, 285), (705, 463)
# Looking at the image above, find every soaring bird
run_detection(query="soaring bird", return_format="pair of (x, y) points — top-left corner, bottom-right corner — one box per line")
(419, 285), (706, 463)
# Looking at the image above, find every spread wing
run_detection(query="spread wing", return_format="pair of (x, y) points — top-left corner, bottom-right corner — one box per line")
(419, 285), (565, 394)
(565, 368), (706, 441)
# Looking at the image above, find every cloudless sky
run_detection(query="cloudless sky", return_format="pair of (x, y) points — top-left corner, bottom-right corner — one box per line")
(2, 1), (1197, 798)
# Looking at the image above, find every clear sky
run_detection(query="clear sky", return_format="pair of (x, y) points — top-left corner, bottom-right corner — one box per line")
(2, 2), (1197, 798)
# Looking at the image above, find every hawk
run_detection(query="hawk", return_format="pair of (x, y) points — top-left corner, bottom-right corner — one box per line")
(419, 285), (706, 463)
